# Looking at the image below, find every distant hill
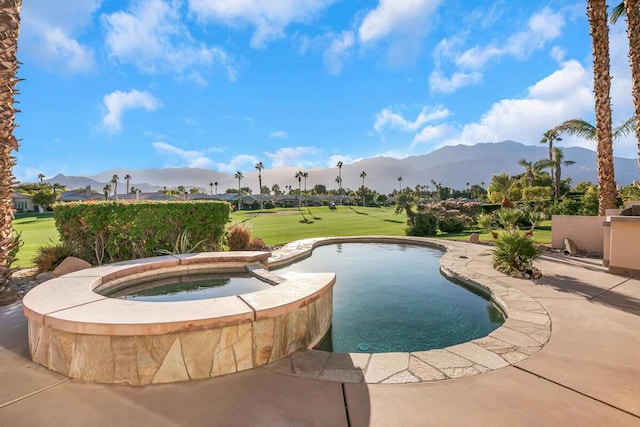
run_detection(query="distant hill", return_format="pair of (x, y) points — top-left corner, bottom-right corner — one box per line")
(45, 141), (639, 195)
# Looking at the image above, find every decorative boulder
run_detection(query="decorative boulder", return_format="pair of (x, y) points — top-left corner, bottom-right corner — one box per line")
(51, 257), (92, 278)
(468, 233), (480, 244)
(563, 238), (579, 256)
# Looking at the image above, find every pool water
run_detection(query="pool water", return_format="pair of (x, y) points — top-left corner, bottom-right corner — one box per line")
(275, 243), (504, 353)
(113, 273), (273, 302)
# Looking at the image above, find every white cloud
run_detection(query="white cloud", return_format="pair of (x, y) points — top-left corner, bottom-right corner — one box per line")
(374, 106), (450, 134)
(213, 154), (260, 173)
(323, 31), (355, 75)
(188, 0), (337, 48)
(153, 142), (216, 168)
(102, 90), (161, 132)
(103, 0), (237, 81)
(20, 0), (100, 74)
(358, 0), (442, 43)
(265, 146), (323, 168)
(430, 7), (566, 94)
(411, 124), (451, 148)
(442, 60), (593, 149)
(428, 70), (482, 94)
(269, 130), (289, 138)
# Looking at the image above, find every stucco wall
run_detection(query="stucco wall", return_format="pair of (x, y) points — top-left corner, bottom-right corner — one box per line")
(608, 216), (640, 277)
(551, 215), (605, 256)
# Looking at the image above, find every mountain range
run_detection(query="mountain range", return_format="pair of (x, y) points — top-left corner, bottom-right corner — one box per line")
(45, 141), (639, 195)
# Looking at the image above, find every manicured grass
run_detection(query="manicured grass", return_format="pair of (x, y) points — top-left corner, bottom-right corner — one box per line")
(437, 220), (552, 245)
(13, 213), (60, 268)
(9, 207), (552, 268)
(229, 206), (407, 245)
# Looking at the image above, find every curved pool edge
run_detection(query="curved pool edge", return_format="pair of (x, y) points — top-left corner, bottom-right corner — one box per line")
(266, 236), (551, 384)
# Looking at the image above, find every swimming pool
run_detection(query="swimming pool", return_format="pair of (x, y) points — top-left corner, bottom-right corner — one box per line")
(275, 242), (504, 353)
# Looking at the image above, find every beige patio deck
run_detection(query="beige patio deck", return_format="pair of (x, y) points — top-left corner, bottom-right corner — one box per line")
(1, 242), (639, 426)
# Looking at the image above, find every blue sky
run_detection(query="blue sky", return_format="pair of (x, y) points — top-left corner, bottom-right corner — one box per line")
(14, 0), (636, 183)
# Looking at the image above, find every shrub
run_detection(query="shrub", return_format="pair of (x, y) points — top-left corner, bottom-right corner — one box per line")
(55, 201), (229, 264)
(438, 211), (473, 233)
(1, 230), (22, 285)
(246, 237), (266, 250)
(521, 186), (552, 201)
(263, 200), (276, 209)
(493, 230), (539, 275)
(406, 210), (439, 236)
(550, 198), (583, 216)
(33, 240), (74, 273)
(581, 187), (599, 216)
(226, 222), (252, 251)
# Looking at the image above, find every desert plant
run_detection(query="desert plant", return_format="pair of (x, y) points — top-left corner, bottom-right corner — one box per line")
(493, 230), (539, 275)
(33, 239), (74, 273)
(156, 230), (205, 255)
(497, 208), (521, 231)
(476, 213), (494, 230)
(226, 222), (252, 251)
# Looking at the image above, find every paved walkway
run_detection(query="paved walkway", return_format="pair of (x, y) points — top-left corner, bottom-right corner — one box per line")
(1, 243), (639, 426)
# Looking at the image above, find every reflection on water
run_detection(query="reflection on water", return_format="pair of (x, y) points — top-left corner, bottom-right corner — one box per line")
(112, 273), (273, 302)
(276, 243), (504, 354)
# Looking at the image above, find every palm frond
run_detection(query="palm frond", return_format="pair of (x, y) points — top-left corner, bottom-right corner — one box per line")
(613, 116), (636, 139)
(554, 119), (597, 140)
(610, 2), (626, 24)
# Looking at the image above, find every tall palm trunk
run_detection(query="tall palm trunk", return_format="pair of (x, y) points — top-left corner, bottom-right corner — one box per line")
(624, 0), (640, 176)
(588, 0), (617, 214)
(0, 0), (22, 299)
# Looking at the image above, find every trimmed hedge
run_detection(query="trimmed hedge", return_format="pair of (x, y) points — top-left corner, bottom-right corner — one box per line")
(54, 201), (230, 265)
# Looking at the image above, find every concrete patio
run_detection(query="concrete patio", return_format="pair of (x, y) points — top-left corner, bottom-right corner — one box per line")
(1, 242), (639, 426)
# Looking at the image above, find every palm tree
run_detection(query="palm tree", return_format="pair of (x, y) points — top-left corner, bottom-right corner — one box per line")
(124, 174), (131, 194)
(394, 190), (416, 218)
(611, 1), (640, 175)
(397, 176), (403, 192)
(337, 161), (344, 205)
(37, 173), (45, 183)
(234, 172), (244, 210)
(555, 117), (634, 205)
(255, 161), (264, 195)
(540, 129), (562, 182)
(209, 182), (214, 195)
(518, 158), (552, 187)
(214, 181), (218, 195)
(103, 184), (111, 200)
(0, 0), (22, 300)
(552, 148), (576, 199)
(555, 117), (634, 140)
(234, 171), (243, 193)
(587, 0), (616, 214)
(295, 171), (303, 207)
(359, 171), (367, 207)
(111, 174), (119, 198)
(302, 171), (309, 191)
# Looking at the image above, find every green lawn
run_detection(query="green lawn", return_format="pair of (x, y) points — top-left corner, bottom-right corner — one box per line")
(13, 213), (59, 268)
(229, 206), (407, 245)
(10, 207), (552, 268)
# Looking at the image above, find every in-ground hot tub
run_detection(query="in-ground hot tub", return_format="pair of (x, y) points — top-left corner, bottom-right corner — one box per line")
(22, 252), (335, 385)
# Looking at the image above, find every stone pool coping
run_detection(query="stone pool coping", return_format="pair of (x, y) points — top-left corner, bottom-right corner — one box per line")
(21, 251), (337, 385)
(22, 251), (334, 337)
(266, 236), (551, 384)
